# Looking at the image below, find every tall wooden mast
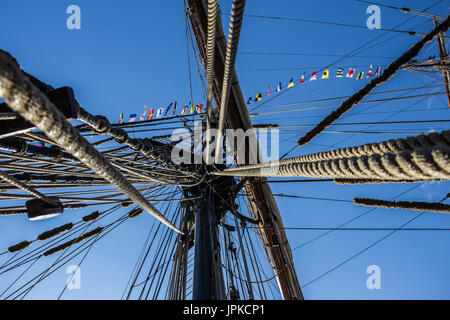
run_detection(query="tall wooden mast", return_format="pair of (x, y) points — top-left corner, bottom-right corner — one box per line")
(185, 0), (303, 299)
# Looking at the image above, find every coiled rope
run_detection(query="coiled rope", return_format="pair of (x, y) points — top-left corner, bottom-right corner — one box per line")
(222, 130), (450, 172)
(214, 146), (450, 182)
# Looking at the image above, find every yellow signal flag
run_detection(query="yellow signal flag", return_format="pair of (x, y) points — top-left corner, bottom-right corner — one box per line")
(287, 78), (295, 88)
(321, 69), (329, 79)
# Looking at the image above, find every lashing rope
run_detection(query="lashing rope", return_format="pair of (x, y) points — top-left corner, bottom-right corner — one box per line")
(43, 227), (103, 256)
(353, 197), (450, 213)
(222, 130), (450, 172)
(205, 0), (218, 164)
(215, 146), (450, 182)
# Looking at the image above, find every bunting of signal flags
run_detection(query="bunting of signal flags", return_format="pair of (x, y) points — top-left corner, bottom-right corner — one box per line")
(117, 101), (203, 124)
(246, 65), (383, 105)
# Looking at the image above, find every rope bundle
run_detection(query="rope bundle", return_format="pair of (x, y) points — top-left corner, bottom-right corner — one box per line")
(82, 210), (101, 222)
(353, 198), (450, 213)
(43, 227), (103, 257)
(334, 178), (444, 184)
(37, 223), (74, 241)
(8, 240), (31, 253)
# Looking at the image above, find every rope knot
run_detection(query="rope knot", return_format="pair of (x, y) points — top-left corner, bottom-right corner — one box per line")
(113, 128), (129, 144)
(128, 138), (143, 151)
(94, 115), (111, 134)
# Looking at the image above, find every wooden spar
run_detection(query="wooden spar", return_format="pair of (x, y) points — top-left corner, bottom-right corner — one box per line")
(192, 183), (226, 300)
(186, 0), (303, 299)
(433, 17), (450, 108)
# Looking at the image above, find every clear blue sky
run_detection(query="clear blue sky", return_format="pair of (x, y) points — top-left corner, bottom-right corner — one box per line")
(0, 0), (449, 299)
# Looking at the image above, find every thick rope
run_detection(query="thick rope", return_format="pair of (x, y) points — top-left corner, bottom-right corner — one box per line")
(296, 15), (450, 147)
(223, 130), (450, 172)
(0, 50), (181, 234)
(0, 170), (59, 206)
(205, 0), (218, 164)
(353, 197), (450, 213)
(214, 146), (450, 181)
(82, 211), (101, 222)
(214, 0), (246, 163)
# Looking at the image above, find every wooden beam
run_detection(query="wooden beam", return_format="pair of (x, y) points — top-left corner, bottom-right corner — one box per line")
(433, 17), (450, 108)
